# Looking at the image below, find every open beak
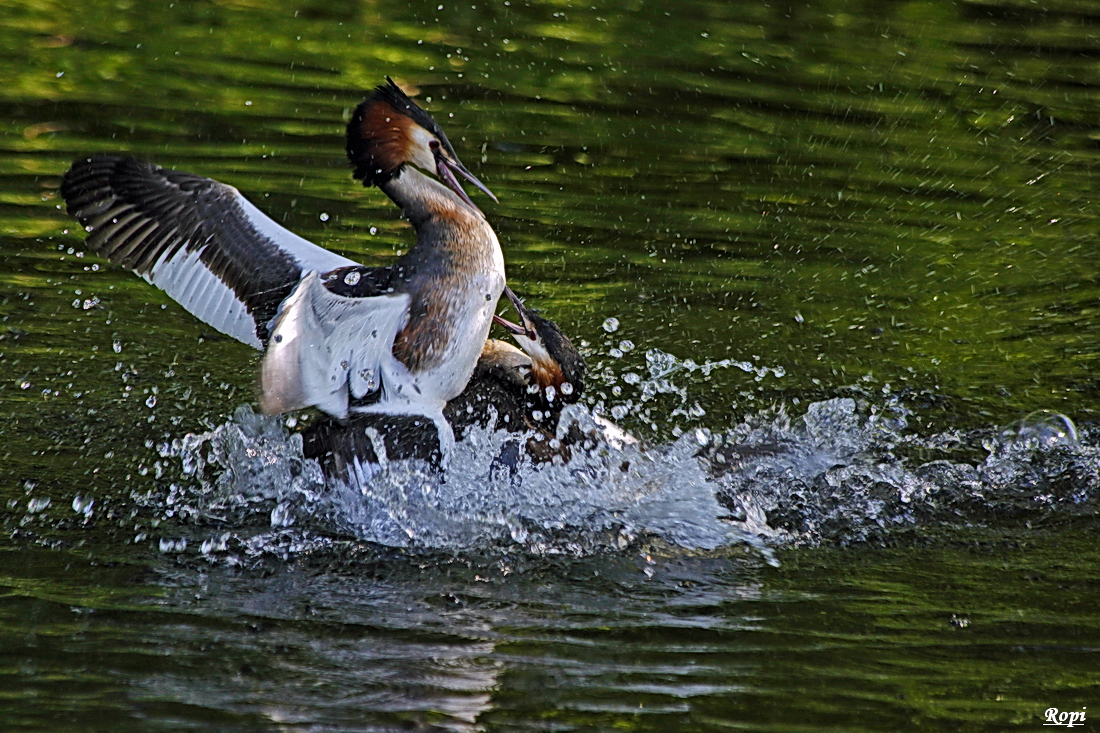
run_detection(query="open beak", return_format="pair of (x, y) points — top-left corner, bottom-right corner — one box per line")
(494, 286), (537, 339)
(493, 313), (527, 335)
(436, 155), (498, 211)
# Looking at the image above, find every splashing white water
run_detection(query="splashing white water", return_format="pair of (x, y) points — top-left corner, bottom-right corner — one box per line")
(149, 331), (1100, 562)
(154, 390), (1100, 564)
(166, 404), (770, 559)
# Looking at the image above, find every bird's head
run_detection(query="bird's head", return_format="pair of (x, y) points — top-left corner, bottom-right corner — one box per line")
(493, 286), (586, 404)
(346, 77), (496, 210)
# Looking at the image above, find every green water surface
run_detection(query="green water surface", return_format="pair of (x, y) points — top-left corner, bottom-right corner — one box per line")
(2, 0), (1100, 730)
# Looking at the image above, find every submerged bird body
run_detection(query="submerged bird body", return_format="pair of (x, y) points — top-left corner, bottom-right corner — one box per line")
(61, 79), (503, 449)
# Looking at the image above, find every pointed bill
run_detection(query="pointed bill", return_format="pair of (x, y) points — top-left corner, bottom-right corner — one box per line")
(452, 159), (498, 203)
(497, 286), (536, 339)
(493, 313), (527, 335)
(436, 157), (497, 212)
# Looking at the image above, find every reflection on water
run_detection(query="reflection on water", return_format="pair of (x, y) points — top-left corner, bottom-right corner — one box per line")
(6, 535), (1100, 731)
(4, 0), (1100, 729)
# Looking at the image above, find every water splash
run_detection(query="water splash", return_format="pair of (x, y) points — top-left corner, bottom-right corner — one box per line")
(138, 325), (1100, 565)
(708, 399), (1100, 546)
(155, 392), (1100, 566)
(165, 405), (767, 560)
(589, 345), (786, 432)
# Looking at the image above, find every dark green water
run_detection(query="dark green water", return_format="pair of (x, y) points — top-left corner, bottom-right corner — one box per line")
(3, 0), (1100, 729)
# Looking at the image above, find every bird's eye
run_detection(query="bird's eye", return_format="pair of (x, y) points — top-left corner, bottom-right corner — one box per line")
(429, 140), (440, 150)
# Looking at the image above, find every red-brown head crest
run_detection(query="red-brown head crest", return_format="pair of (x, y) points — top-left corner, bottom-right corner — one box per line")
(346, 78), (439, 187)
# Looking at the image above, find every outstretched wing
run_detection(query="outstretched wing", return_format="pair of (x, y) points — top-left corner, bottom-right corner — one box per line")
(260, 271), (411, 419)
(61, 155), (357, 348)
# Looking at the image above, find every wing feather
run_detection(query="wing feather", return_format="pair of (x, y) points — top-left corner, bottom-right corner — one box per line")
(61, 155), (358, 348)
(260, 272), (411, 418)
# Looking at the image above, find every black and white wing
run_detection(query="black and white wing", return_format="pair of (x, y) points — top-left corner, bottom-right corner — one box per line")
(61, 155), (357, 348)
(260, 271), (411, 418)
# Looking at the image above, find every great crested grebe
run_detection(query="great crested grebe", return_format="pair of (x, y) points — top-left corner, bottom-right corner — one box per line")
(303, 286), (591, 477)
(450, 286), (586, 435)
(60, 78), (504, 454)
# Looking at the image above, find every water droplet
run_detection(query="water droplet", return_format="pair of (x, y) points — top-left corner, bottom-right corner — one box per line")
(618, 340), (634, 352)
(112, 340), (122, 353)
(319, 212), (330, 222)
(159, 538), (187, 553)
(72, 495), (94, 516)
(1011, 410), (1079, 448)
(145, 395), (157, 408)
(344, 270), (361, 286)
(602, 317), (620, 333)
(27, 497), (51, 513)
(200, 532), (230, 554)
(271, 503), (294, 528)
(560, 382), (573, 395)
(369, 226), (378, 235)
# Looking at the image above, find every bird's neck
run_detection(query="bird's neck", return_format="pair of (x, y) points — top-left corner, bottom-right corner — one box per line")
(380, 166), (482, 228)
(380, 166), (500, 278)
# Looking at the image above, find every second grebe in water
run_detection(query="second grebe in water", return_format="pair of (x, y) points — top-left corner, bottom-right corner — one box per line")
(60, 79), (503, 453)
(450, 286), (586, 436)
